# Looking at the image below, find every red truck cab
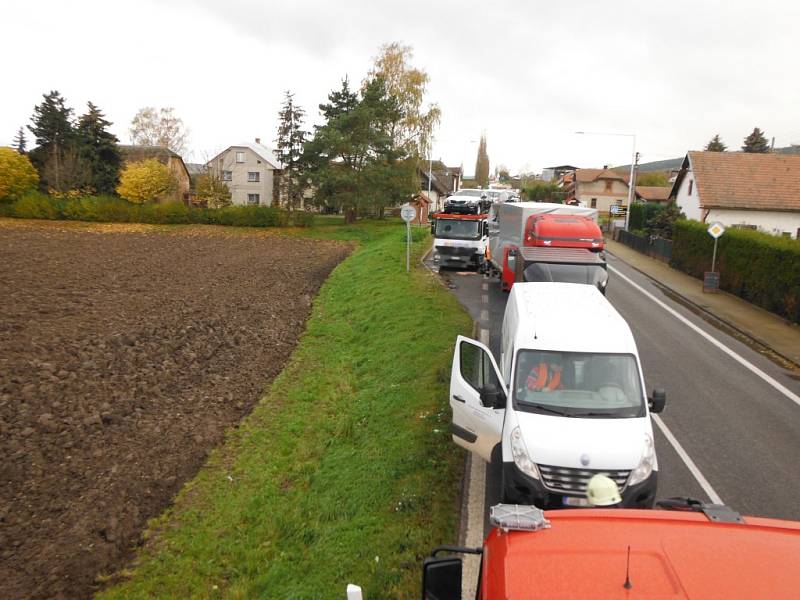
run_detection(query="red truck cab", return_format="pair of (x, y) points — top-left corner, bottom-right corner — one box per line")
(523, 214), (604, 250)
(423, 502), (800, 599)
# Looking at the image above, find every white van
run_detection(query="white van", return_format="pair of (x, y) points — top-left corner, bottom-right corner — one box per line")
(449, 282), (665, 508)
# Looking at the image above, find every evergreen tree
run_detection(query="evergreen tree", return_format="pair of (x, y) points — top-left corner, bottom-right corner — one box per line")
(741, 127), (770, 153)
(12, 127), (27, 154)
(27, 90), (79, 191)
(304, 76), (415, 223)
(705, 134), (727, 152)
(474, 134), (489, 188)
(275, 91), (308, 210)
(76, 102), (121, 194)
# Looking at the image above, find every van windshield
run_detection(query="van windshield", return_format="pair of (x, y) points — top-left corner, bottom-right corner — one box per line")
(435, 219), (481, 240)
(513, 350), (644, 418)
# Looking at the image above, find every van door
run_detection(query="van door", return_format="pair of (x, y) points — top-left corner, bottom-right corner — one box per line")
(450, 335), (506, 462)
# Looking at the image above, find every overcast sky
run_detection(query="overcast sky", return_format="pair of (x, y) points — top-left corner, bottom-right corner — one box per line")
(2, 0), (798, 175)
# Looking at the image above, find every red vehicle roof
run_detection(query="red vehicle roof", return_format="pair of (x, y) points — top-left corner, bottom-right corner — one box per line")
(480, 509), (800, 599)
(524, 214), (604, 249)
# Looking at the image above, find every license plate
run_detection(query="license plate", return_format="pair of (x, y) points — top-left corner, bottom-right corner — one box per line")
(563, 496), (591, 507)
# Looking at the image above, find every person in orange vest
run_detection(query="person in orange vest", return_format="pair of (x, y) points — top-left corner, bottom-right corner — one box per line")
(526, 361), (564, 392)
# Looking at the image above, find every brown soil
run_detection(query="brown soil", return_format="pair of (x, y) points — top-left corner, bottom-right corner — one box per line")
(0, 220), (351, 599)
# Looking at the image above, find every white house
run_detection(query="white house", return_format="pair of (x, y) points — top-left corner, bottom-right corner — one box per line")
(671, 151), (800, 239)
(206, 139), (282, 206)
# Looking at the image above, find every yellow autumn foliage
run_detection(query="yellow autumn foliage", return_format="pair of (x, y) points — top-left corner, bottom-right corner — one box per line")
(116, 158), (175, 204)
(0, 147), (40, 201)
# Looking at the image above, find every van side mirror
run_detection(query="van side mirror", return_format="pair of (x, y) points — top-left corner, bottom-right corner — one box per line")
(480, 383), (505, 409)
(422, 556), (462, 600)
(483, 222), (489, 236)
(649, 388), (666, 413)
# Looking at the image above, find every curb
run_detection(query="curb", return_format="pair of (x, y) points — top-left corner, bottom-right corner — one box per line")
(606, 248), (800, 370)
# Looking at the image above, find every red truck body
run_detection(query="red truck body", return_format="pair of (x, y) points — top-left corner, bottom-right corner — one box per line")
(477, 508), (800, 599)
(423, 506), (800, 600)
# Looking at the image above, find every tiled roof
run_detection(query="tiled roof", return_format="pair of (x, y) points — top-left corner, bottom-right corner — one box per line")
(635, 186), (671, 201)
(575, 168), (629, 183)
(688, 151), (800, 211)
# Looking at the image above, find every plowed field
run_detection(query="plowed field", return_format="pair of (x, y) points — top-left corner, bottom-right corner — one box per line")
(0, 220), (350, 599)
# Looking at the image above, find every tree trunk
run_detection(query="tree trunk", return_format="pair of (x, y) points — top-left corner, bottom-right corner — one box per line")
(345, 208), (356, 224)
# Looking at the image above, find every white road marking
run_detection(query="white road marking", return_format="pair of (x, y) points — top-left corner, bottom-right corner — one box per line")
(480, 309), (489, 322)
(652, 414), (723, 504)
(461, 454), (486, 599)
(479, 328), (489, 345)
(481, 294), (489, 305)
(609, 265), (800, 408)
(482, 282), (488, 291)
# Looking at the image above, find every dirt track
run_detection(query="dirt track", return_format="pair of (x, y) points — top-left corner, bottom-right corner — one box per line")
(0, 220), (351, 599)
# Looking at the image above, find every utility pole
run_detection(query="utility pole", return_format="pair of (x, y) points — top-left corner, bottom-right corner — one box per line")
(625, 151), (640, 231)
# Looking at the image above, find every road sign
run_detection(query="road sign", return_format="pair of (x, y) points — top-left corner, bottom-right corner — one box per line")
(706, 222), (725, 275)
(400, 204), (416, 223)
(707, 222), (725, 239)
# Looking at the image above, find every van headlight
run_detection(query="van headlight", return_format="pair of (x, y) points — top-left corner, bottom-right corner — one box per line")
(510, 427), (540, 480)
(628, 434), (655, 486)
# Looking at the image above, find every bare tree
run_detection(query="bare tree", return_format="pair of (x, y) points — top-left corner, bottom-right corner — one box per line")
(129, 107), (189, 154)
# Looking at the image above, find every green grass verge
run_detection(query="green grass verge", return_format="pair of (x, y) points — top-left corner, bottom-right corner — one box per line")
(98, 220), (471, 599)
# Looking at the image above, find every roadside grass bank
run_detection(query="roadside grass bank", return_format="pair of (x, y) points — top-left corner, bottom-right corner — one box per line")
(99, 220), (471, 599)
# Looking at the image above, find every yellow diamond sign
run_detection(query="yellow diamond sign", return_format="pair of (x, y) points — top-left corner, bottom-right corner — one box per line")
(707, 222), (725, 239)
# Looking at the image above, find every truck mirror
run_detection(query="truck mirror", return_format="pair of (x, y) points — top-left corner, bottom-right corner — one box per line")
(422, 556), (462, 600)
(483, 222), (489, 236)
(480, 383), (505, 409)
(649, 388), (666, 413)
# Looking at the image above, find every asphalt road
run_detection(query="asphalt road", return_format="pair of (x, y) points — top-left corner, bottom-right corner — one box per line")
(435, 251), (800, 535)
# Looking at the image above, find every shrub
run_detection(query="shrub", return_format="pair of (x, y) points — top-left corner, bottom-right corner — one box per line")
(672, 219), (800, 323)
(628, 203), (664, 232)
(137, 202), (190, 224)
(117, 159), (175, 204)
(12, 191), (61, 219)
(0, 148), (39, 201)
(6, 194), (297, 230)
(208, 205), (289, 228)
(291, 211), (315, 228)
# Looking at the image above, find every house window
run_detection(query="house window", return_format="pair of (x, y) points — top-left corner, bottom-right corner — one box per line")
(247, 193), (260, 205)
(236, 151), (245, 163)
(248, 171), (260, 182)
(222, 170), (232, 181)
(688, 180), (693, 195)
(590, 198), (597, 208)
(605, 180), (612, 192)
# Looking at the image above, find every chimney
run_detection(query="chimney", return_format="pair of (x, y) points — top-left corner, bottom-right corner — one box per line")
(255, 137), (261, 144)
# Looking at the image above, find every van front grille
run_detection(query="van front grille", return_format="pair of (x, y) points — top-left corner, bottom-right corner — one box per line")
(536, 463), (630, 495)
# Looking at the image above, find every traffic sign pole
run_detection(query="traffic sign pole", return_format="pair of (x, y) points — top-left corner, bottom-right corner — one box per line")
(400, 203), (416, 273)
(704, 222), (725, 293)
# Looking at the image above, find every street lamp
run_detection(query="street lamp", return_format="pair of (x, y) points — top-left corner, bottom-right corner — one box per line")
(574, 131), (636, 231)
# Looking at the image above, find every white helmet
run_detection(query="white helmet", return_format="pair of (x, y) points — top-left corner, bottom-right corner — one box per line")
(586, 474), (622, 507)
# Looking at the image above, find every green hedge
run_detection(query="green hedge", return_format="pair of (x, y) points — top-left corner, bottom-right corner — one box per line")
(3, 192), (315, 228)
(671, 219), (800, 323)
(628, 203), (664, 231)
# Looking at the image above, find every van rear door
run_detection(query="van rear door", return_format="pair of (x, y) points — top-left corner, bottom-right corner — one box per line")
(449, 335), (506, 462)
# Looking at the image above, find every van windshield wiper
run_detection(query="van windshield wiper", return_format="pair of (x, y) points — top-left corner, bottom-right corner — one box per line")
(526, 403), (573, 417)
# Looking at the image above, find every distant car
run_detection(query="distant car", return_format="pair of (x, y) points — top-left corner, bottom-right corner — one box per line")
(444, 189), (487, 214)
